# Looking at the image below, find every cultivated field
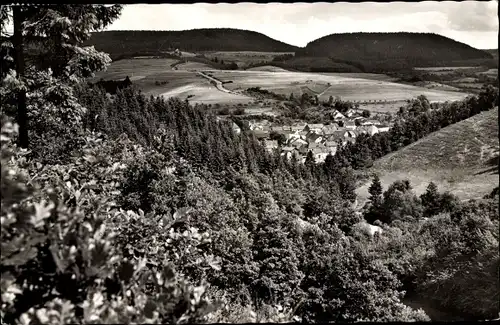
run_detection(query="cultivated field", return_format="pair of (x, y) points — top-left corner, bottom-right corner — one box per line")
(93, 58), (472, 107)
(413, 66), (482, 71)
(93, 58), (179, 81)
(209, 70), (470, 106)
(479, 68), (499, 76)
(356, 107), (499, 203)
(203, 51), (294, 68)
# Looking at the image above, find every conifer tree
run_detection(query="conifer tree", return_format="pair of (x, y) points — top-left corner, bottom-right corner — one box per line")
(1, 5), (122, 148)
(420, 182), (441, 217)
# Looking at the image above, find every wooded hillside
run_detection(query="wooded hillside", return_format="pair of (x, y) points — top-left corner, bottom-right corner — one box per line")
(85, 29), (299, 60)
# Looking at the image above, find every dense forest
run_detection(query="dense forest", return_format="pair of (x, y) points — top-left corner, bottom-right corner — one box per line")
(1, 5), (499, 324)
(84, 29), (497, 73)
(297, 32), (493, 66)
(85, 29), (299, 60)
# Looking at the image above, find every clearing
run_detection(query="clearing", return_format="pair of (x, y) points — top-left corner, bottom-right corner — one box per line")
(356, 107), (499, 204)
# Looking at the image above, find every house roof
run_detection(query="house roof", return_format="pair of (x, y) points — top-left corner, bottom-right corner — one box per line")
(264, 140), (278, 146)
(307, 133), (322, 141)
(308, 124), (325, 129)
(253, 130), (269, 138)
(308, 142), (319, 149)
(324, 141), (338, 147)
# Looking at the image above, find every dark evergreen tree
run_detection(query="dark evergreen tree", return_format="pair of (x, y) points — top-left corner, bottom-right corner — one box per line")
(420, 182), (441, 217)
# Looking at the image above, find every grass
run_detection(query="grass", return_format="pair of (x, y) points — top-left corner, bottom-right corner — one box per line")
(209, 70), (470, 109)
(356, 107), (499, 203)
(92, 58), (179, 81)
(413, 66), (483, 71)
(203, 51), (295, 68)
(93, 58), (472, 108)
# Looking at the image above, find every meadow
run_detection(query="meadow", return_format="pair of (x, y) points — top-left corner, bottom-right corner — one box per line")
(94, 58), (472, 108)
(203, 51), (295, 68)
(209, 70), (470, 106)
(356, 107), (499, 204)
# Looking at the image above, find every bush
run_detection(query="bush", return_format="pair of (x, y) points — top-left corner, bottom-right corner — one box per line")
(0, 118), (218, 324)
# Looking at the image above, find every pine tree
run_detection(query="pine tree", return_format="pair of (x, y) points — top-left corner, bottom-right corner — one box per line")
(1, 4), (122, 148)
(420, 182), (441, 217)
(368, 175), (383, 206)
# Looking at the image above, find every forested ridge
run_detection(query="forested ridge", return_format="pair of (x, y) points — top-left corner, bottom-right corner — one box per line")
(85, 29), (299, 60)
(85, 30), (496, 73)
(296, 32), (494, 71)
(1, 5), (499, 324)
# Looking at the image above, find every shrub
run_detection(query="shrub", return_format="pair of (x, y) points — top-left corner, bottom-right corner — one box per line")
(0, 118), (219, 324)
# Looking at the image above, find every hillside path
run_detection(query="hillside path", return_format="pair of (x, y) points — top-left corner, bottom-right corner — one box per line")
(197, 71), (235, 94)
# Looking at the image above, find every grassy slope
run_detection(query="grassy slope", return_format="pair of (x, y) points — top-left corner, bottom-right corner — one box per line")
(356, 107), (499, 203)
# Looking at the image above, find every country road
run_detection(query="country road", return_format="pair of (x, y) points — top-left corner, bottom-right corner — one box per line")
(197, 71), (235, 94)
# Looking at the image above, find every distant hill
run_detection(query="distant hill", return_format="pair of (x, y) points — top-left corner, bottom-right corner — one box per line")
(85, 29), (299, 60)
(356, 107), (499, 202)
(483, 49), (498, 59)
(295, 32), (494, 72)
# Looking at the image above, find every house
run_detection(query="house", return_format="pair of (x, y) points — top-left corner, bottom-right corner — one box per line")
(345, 137), (356, 145)
(344, 120), (357, 130)
(308, 142), (320, 150)
(322, 125), (338, 135)
(325, 145), (338, 156)
(313, 151), (329, 163)
(365, 125), (379, 136)
(330, 130), (347, 142)
(324, 140), (338, 147)
(306, 132), (323, 143)
(232, 122), (241, 134)
(377, 125), (390, 133)
(344, 130), (357, 139)
(331, 110), (346, 120)
(305, 124), (325, 133)
(263, 140), (278, 152)
(345, 108), (357, 118)
(280, 130), (295, 140)
(291, 123), (307, 132)
(289, 138), (308, 148)
(299, 130), (309, 139)
(361, 119), (382, 126)
(253, 130), (269, 140)
(357, 125), (379, 136)
(281, 146), (296, 160)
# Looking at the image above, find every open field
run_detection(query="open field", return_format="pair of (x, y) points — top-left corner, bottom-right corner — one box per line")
(93, 58), (179, 81)
(247, 65), (290, 72)
(413, 66), (482, 71)
(93, 58), (471, 107)
(209, 70), (470, 106)
(319, 72), (398, 82)
(160, 84), (253, 104)
(203, 51), (294, 68)
(174, 61), (213, 71)
(479, 68), (498, 76)
(356, 107), (499, 203)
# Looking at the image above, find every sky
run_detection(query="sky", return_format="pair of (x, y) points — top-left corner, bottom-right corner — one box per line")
(106, 1), (499, 49)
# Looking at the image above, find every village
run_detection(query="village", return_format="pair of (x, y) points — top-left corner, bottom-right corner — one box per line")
(233, 108), (392, 163)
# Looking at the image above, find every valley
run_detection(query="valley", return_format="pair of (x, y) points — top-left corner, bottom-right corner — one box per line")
(3, 4), (496, 323)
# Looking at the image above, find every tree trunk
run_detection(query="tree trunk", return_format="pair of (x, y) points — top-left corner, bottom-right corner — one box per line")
(13, 6), (28, 148)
